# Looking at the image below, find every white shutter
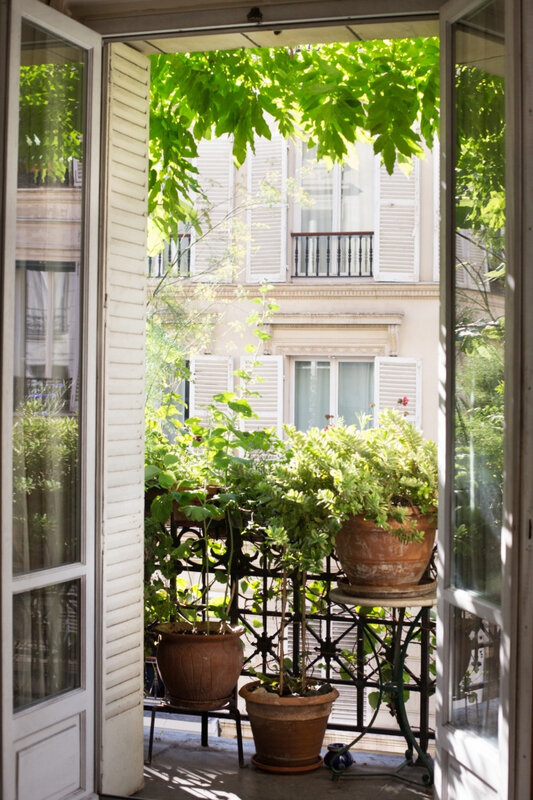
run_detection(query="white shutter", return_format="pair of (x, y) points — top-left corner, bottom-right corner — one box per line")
(246, 133), (287, 282)
(100, 44), (149, 796)
(455, 229), (489, 289)
(189, 355), (234, 422)
(374, 357), (421, 428)
(191, 136), (233, 280)
(374, 158), (420, 282)
(239, 355), (284, 435)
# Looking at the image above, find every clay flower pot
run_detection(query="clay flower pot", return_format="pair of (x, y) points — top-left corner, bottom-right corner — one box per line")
(335, 511), (436, 594)
(239, 681), (339, 773)
(155, 621), (244, 710)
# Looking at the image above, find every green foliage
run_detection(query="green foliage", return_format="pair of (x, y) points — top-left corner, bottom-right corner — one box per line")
(12, 398), (79, 571)
(149, 37), (440, 239)
(18, 62), (84, 184)
(233, 410), (438, 569)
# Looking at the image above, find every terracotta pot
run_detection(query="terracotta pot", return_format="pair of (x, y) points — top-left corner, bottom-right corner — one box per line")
(335, 511), (436, 590)
(239, 681), (339, 773)
(155, 621), (244, 710)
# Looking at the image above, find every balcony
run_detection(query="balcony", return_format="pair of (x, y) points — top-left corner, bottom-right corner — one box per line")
(143, 508), (437, 796)
(147, 233), (192, 278)
(292, 232), (374, 278)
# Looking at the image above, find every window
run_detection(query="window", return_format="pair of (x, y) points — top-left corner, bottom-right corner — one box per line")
(293, 143), (375, 278)
(300, 142), (375, 233)
(293, 359), (374, 430)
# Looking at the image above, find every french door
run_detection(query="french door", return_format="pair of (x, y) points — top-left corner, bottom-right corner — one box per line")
(2, 2), (101, 798)
(437, 0), (518, 798)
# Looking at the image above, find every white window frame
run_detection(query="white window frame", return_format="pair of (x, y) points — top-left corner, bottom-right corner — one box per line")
(290, 356), (375, 427)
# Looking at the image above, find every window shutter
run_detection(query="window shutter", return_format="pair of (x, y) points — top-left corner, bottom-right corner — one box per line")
(100, 43), (149, 796)
(189, 355), (234, 422)
(239, 355), (284, 435)
(374, 357), (421, 428)
(455, 229), (489, 289)
(246, 133), (287, 283)
(374, 159), (420, 282)
(191, 136), (233, 280)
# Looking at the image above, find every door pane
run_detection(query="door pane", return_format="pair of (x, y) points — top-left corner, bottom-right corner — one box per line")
(294, 360), (330, 430)
(451, 608), (500, 740)
(13, 580), (81, 710)
(12, 23), (86, 574)
(452, 0), (505, 604)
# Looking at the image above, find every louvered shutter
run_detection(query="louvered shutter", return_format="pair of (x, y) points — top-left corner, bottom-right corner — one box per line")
(100, 44), (149, 796)
(374, 159), (420, 281)
(374, 357), (421, 428)
(455, 229), (488, 289)
(189, 355), (234, 422)
(239, 355), (284, 435)
(246, 133), (287, 282)
(190, 136), (233, 280)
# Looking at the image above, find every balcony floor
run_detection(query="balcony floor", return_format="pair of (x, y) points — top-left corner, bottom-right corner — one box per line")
(125, 715), (433, 800)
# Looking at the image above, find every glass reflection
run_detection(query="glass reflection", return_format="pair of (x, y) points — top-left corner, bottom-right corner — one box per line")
(452, 0), (505, 603)
(12, 23), (85, 574)
(451, 609), (500, 739)
(13, 581), (81, 710)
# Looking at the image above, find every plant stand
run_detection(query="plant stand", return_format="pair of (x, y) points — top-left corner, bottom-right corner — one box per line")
(143, 692), (244, 767)
(327, 587), (436, 788)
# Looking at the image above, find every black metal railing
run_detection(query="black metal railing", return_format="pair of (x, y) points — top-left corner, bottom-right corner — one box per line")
(292, 231), (374, 278)
(145, 506), (436, 750)
(147, 234), (191, 278)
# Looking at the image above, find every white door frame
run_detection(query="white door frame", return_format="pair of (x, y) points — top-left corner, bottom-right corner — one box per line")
(437, 0), (524, 798)
(1, 3), (101, 798)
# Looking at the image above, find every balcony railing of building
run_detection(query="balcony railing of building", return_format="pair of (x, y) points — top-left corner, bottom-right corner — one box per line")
(147, 234), (191, 278)
(292, 231), (374, 278)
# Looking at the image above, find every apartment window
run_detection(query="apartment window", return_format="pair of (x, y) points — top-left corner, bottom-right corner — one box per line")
(294, 359), (374, 430)
(293, 143), (375, 278)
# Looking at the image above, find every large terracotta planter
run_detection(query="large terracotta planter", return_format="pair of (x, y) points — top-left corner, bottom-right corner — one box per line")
(239, 681), (339, 773)
(155, 621), (244, 710)
(335, 511), (436, 593)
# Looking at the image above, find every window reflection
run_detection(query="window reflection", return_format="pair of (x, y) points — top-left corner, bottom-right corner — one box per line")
(451, 609), (500, 739)
(12, 22), (85, 574)
(13, 581), (80, 710)
(452, 0), (505, 604)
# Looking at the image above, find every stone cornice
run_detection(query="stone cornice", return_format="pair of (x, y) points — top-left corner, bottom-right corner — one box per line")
(185, 281), (441, 301)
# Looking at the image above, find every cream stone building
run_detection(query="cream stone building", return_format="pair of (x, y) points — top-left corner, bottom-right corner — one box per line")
(150, 133), (441, 440)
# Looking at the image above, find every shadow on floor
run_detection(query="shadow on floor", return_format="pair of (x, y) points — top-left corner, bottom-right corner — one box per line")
(122, 718), (433, 800)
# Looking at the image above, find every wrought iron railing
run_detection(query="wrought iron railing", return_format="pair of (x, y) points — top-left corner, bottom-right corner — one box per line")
(147, 234), (191, 278)
(292, 231), (374, 278)
(145, 507), (435, 750)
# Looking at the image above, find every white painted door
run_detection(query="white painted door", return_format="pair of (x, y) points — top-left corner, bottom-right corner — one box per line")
(2, 2), (101, 798)
(436, 0), (509, 798)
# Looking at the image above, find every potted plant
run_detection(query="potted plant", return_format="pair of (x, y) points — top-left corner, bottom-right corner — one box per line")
(328, 409), (438, 594)
(230, 450), (341, 773)
(144, 392), (274, 709)
(143, 286), (282, 709)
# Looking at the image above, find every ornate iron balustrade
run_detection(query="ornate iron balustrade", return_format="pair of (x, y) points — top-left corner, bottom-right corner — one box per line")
(147, 233), (191, 278)
(145, 507), (436, 750)
(292, 231), (374, 278)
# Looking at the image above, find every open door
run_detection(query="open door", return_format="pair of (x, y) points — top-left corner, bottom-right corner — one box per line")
(437, 1), (512, 798)
(2, 2), (101, 798)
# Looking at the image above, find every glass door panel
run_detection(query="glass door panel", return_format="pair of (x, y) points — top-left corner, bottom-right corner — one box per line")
(13, 23), (85, 577)
(452, 1), (506, 606)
